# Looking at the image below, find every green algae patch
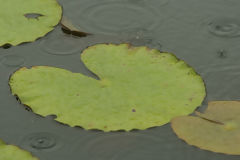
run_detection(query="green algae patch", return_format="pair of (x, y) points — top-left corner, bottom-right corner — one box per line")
(172, 101), (240, 155)
(0, 0), (62, 46)
(9, 44), (206, 131)
(0, 139), (39, 160)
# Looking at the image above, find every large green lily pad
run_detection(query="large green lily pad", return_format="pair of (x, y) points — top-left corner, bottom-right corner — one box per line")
(0, 139), (38, 160)
(9, 44), (206, 131)
(0, 0), (62, 46)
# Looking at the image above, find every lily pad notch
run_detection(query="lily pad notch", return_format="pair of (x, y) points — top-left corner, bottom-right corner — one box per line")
(9, 44), (206, 132)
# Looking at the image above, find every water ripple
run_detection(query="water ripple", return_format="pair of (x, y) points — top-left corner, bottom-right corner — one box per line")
(39, 28), (83, 55)
(0, 55), (25, 67)
(208, 18), (240, 38)
(71, 0), (161, 35)
(20, 132), (62, 152)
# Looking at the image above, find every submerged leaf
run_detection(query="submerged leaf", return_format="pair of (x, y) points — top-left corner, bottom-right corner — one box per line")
(61, 16), (90, 37)
(0, 0), (62, 46)
(9, 44), (205, 131)
(0, 139), (38, 160)
(171, 101), (240, 155)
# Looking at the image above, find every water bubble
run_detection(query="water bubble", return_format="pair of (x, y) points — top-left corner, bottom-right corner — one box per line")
(217, 49), (227, 58)
(1, 55), (24, 67)
(21, 132), (61, 151)
(208, 18), (240, 38)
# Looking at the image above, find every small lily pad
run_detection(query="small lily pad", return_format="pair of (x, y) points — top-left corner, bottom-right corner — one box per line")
(0, 139), (38, 160)
(9, 44), (206, 131)
(0, 0), (62, 46)
(171, 101), (240, 155)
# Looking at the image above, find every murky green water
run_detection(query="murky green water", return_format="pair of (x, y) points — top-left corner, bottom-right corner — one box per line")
(1, 0), (240, 159)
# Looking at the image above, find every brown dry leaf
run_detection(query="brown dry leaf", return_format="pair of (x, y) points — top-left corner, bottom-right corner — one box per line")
(61, 16), (90, 37)
(171, 101), (240, 155)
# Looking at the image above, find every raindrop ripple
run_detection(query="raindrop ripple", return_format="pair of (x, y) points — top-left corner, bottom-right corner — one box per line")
(21, 132), (62, 151)
(1, 55), (24, 67)
(73, 1), (160, 35)
(208, 18), (240, 38)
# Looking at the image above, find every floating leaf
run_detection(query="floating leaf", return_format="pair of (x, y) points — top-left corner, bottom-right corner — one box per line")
(0, 0), (62, 46)
(0, 139), (38, 160)
(9, 44), (205, 132)
(171, 101), (240, 155)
